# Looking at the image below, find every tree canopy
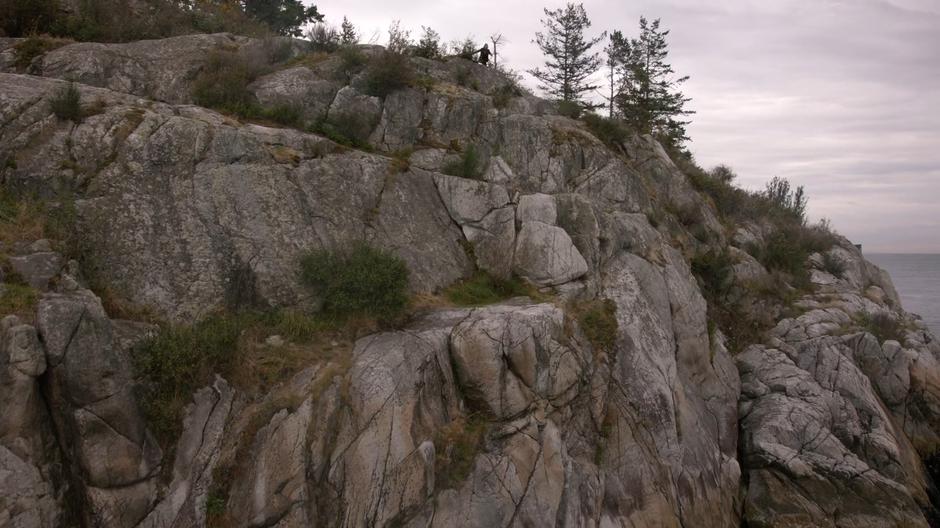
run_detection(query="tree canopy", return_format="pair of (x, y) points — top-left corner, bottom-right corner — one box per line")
(242, 0), (323, 37)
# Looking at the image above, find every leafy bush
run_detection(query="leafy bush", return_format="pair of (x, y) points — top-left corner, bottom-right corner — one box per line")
(442, 145), (483, 179)
(557, 100), (582, 119)
(435, 413), (487, 489)
(582, 113), (629, 149)
(300, 244), (409, 321)
(765, 176), (807, 223)
(857, 312), (905, 343)
(361, 51), (414, 98)
(491, 83), (522, 109)
(414, 26), (442, 59)
(444, 272), (532, 306)
(0, 282), (39, 318)
(386, 20), (411, 55)
(309, 113), (374, 150)
(336, 45), (367, 80)
(821, 251), (846, 277)
(306, 23), (339, 52)
(691, 249), (735, 302)
(133, 314), (244, 443)
(12, 35), (69, 70)
(49, 82), (82, 122)
(452, 37), (479, 60)
(576, 299), (618, 352)
(192, 49), (269, 116)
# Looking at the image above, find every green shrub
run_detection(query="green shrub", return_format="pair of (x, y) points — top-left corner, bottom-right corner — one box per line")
(444, 272), (532, 306)
(336, 45), (367, 81)
(49, 82), (82, 122)
(581, 113), (629, 149)
(821, 251), (846, 277)
(361, 51), (414, 98)
(0, 282), (39, 317)
(133, 314), (244, 444)
(299, 244), (409, 321)
(691, 249), (735, 302)
(455, 66), (471, 87)
(491, 83), (521, 109)
(435, 413), (487, 489)
(577, 298), (618, 352)
(857, 312), (905, 343)
(557, 100), (582, 119)
(192, 49), (269, 116)
(306, 23), (339, 52)
(12, 35), (69, 70)
(442, 145), (483, 179)
(414, 26), (442, 59)
(309, 113), (374, 150)
(257, 104), (303, 127)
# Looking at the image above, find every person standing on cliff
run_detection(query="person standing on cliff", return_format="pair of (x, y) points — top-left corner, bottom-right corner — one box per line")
(475, 43), (491, 66)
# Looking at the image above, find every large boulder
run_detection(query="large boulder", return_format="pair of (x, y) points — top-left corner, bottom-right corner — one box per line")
(37, 290), (162, 527)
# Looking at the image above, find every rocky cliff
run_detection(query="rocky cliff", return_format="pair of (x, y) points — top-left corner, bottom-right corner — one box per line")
(1, 33), (939, 528)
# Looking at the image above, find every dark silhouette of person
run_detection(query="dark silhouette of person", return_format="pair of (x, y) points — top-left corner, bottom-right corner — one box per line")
(476, 43), (491, 66)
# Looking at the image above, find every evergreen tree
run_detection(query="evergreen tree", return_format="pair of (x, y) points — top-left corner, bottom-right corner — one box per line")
(528, 3), (605, 108)
(414, 26), (442, 59)
(243, 0), (323, 37)
(602, 30), (629, 118)
(615, 17), (693, 147)
(340, 16), (358, 45)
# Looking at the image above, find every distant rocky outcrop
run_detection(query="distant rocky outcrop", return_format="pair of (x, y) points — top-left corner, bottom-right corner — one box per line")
(1, 33), (939, 528)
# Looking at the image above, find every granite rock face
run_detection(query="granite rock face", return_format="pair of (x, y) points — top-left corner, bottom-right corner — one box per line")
(2, 34), (940, 528)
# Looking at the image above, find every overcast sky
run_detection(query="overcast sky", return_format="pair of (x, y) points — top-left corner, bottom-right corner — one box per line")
(313, 0), (940, 253)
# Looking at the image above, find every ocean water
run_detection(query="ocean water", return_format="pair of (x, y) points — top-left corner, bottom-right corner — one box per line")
(866, 254), (940, 334)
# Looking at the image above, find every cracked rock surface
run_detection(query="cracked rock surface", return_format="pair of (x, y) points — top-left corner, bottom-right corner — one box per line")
(2, 33), (940, 528)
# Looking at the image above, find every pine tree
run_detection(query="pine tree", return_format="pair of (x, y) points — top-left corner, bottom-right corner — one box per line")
(616, 17), (693, 147)
(340, 16), (358, 45)
(602, 30), (629, 118)
(528, 3), (605, 108)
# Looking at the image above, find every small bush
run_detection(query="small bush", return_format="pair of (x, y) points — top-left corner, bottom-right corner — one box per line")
(309, 113), (374, 150)
(491, 83), (521, 108)
(13, 35), (69, 70)
(581, 113), (629, 149)
(557, 100), (582, 119)
(49, 82), (82, 122)
(435, 413), (487, 489)
(452, 37), (478, 60)
(336, 45), (367, 81)
(414, 26), (442, 59)
(455, 66), (472, 87)
(390, 148), (412, 173)
(306, 23), (339, 52)
(442, 145), (483, 179)
(858, 312), (905, 343)
(691, 249), (735, 302)
(192, 49), (269, 116)
(133, 314), (244, 444)
(299, 244), (409, 321)
(577, 299), (618, 352)
(361, 51), (414, 98)
(765, 176), (807, 223)
(821, 251), (846, 277)
(0, 282), (39, 317)
(386, 20), (412, 55)
(444, 272), (532, 306)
